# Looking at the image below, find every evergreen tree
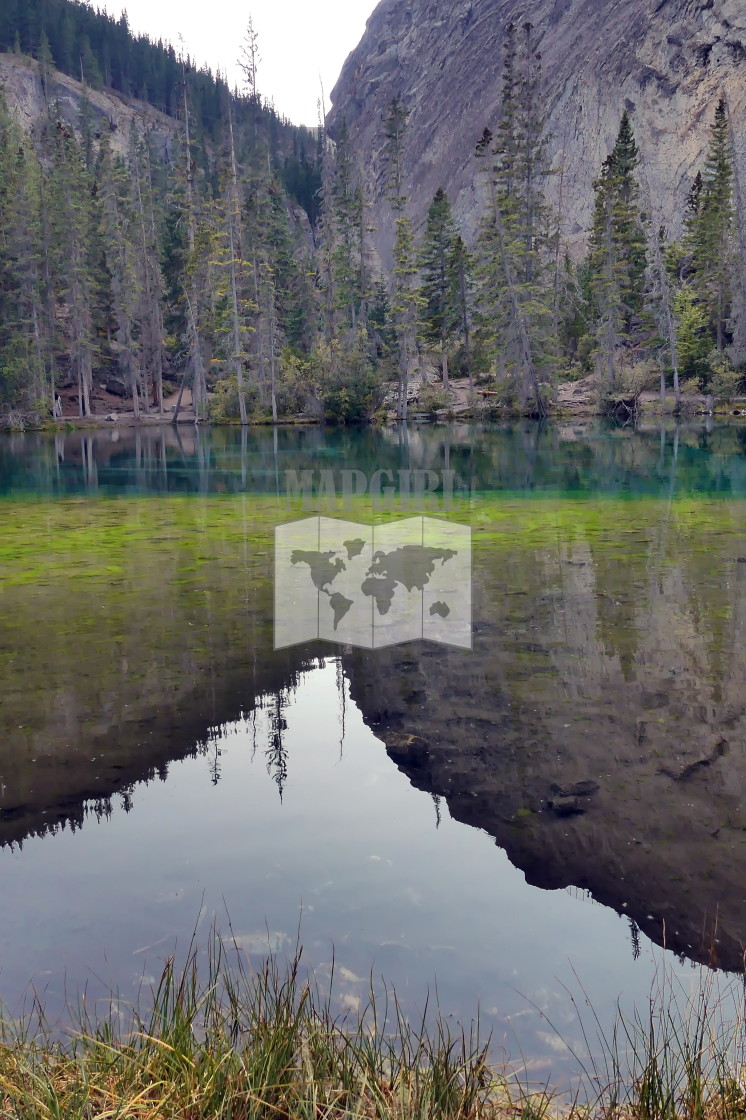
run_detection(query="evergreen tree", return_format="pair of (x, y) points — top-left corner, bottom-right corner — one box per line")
(449, 234), (474, 387)
(130, 124), (166, 412)
(0, 0), (327, 422)
(331, 119), (366, 332)
(683, 99), (735, 358)
(315, 118), (368, 340)
(369, 278), (396, 361)
(0, 105), (48, 409)
(418, 187), (460, 384)
(586, 110), (648, 389)
(474, 22), (556, 414)
(239, 16), (260, 103)
(49, 111), (97, 416)
(98, 134), (144, 417)
(383, 96), (419, 420)
(37, 29), (53, 98)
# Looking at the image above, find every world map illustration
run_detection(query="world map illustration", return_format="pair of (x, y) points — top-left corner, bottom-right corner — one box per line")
(290, 541), (459, 630)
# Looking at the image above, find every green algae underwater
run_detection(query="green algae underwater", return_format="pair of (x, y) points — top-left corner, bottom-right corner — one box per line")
(1, 474), (745, 796)
(2, 472), (744, 852)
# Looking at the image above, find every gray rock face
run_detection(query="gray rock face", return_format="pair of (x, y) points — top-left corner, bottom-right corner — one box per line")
(329, 0), (746, 263)
(0, 53), (176, 160)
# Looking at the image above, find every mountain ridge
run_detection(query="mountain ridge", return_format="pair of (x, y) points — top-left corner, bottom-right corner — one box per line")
(328, 0), (746, 264)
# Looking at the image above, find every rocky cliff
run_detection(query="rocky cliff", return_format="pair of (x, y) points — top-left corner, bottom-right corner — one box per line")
(329, 0), (746, 262)
(0, 52), (176, 158)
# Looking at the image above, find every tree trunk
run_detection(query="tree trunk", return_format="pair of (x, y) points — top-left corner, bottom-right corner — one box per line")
(227, 110), (248, 425)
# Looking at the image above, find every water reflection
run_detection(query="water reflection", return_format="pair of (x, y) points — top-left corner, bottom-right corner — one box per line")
(4, 421), (746, 499)
(0, 661), (712, 1075)
(2, 421), (746, 1074)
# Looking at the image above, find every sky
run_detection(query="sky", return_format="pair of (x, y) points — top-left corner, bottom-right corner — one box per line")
(93, 0), (376, 126)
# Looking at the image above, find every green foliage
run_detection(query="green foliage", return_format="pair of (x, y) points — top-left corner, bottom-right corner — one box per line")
(0, 0), (329, 423)
(207, 374), (260, 422)
(417, 383), (451, 416)
(0, 106), (48, 412)
(586, 110), (648, 389)
(330, 119), (367, 329)
(0, 0), (743, 423)
(382, 96), (421, 416)
(673, 284), (711, 384)
(418, 189), (462, 361)
(473, 22), (557, 414)
(681, 99), (736, 363)
(0, 0), (321, 183)
(305, 332), (383, 423)
(708, 353), (741, 401)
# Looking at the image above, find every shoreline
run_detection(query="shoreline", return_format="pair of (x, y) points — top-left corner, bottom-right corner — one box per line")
(9, 400), (745, 433)
(5, 381), (746, 433)
(1, 941), (744, 1120)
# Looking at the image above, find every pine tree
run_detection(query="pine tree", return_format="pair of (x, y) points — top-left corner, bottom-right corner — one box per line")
(37, 29), (53, 99)
(449, 234), (474, 388)
(418, 188), (460, 384)
(0, 0), (329, 421)
(239, 16), (260, 103)
(587, 110), (648, 390)
(474, 22), (556, 414)
(315, 117), (367, 340)
(174, 64), (208, 422)
(383, 96), (419, 420)
(331, 118), (365, 331)
(49, 111), (96, 416)
(225, 107), (254, 424)
(648, 223), (681, 405)
(98, 134), (144, 418)
(130, 124), (166, 413)
(683, 99), (735, 358)
(0, 105), (48, 410)
(725, 95), (746, 367)
(369, 278), (396, 361)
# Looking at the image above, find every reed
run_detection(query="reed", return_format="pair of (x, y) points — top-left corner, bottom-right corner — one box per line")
(1, 935), (744, 1120)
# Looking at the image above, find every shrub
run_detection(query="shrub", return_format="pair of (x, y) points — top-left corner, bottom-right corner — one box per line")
(305, 332), (384, 423)
(417, 384), (450, 417)
(708, 353), (742, 403)
(207, 376), (260, 423)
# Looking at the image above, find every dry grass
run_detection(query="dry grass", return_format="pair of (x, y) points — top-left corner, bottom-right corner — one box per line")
(1, 935), (745, 1120)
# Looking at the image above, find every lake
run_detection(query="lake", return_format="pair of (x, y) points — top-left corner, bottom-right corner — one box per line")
(1, 420), (746, 1079)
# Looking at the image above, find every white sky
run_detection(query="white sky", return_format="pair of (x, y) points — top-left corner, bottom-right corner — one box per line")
(93, 0), (376, 126)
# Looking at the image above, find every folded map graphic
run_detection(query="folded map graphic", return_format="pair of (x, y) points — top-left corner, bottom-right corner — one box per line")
(274, 516), (472, 650)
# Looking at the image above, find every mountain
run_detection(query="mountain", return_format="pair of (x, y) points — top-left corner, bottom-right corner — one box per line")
(328, 0), (746, 262)
(0, 51), (176, 159)
(0, 0), (322, 217)
(0, 4), (322, 422)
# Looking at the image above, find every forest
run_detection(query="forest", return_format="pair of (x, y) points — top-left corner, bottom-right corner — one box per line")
(0, 7), (743, 425)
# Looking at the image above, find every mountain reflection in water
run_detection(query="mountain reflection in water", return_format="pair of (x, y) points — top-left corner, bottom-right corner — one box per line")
(1, 421), (746, 1073)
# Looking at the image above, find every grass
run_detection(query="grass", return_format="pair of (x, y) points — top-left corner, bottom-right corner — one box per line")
(0, 937), (498, 1120)
(1, 934), (746, 1120)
